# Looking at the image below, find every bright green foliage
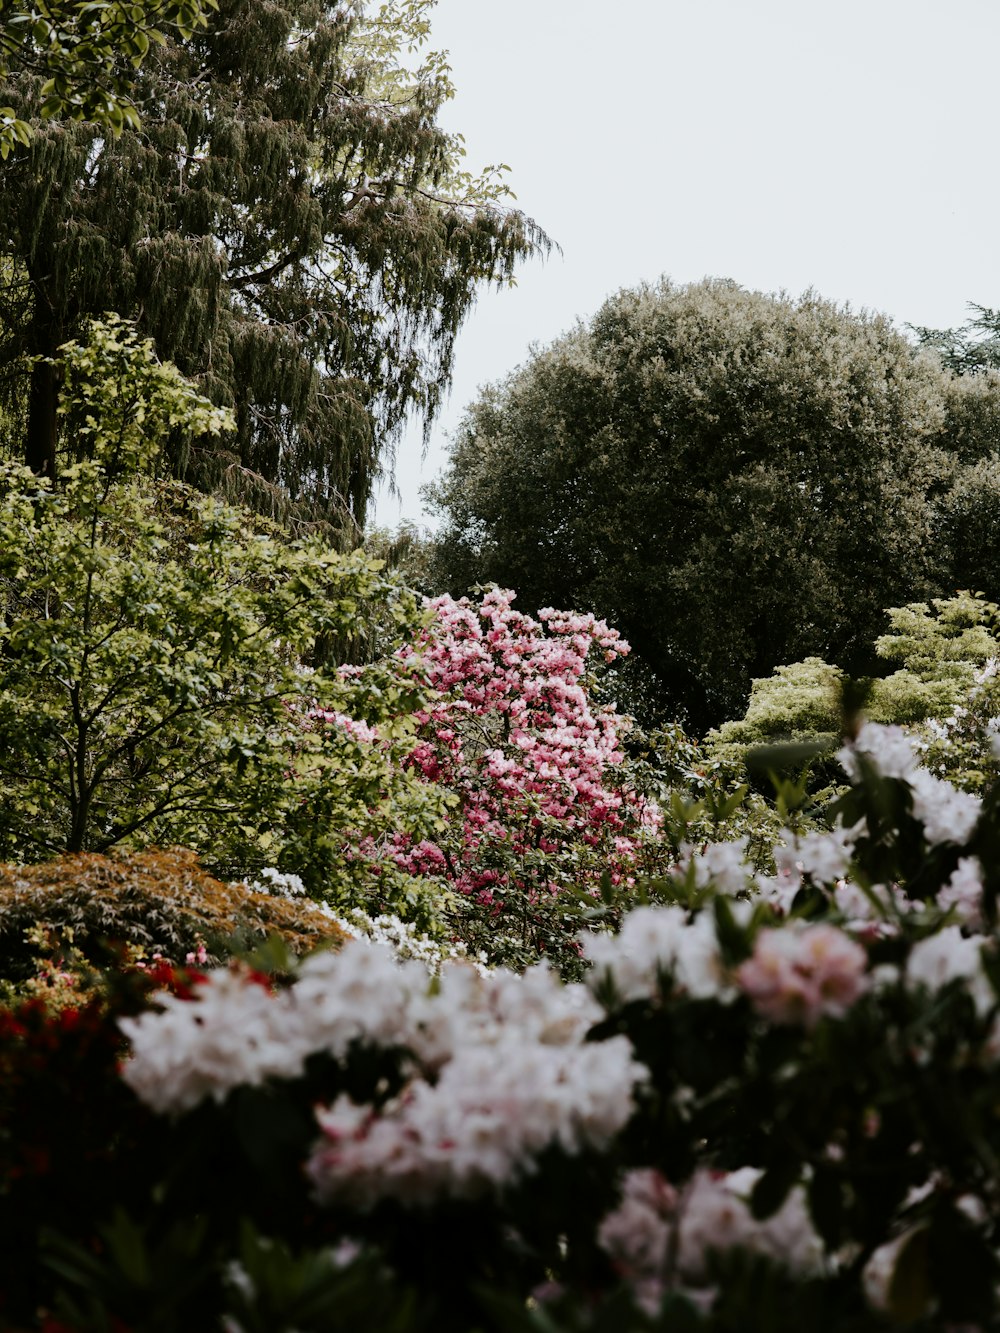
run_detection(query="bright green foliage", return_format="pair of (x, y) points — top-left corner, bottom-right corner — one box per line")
(0, 0), (547, 531)
(874, 591), (1000, 680)
(707, 658), (846, 773)
(0, 0), (215, 155)
(0, 319), (449, 924)
(709, 593), (1000, 790)
(427, 279), (955, 731)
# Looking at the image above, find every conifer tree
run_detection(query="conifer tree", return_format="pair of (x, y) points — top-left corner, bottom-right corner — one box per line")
(0, 0), (546, 532)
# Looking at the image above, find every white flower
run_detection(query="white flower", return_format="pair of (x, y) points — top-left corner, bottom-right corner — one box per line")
(838, 722), (919, 781)
(906, 926), (994, 1016)
(679, 837), (751, 896)
(938, 856), (984, 927)
(777, 825), (856, 886)
(250, 866), (306, 897)
(306, 1033), (645, 1208)
(676, 1169), (823, 1282)
(583, 906), (728, 1004)
(908, 770), (981, 846)
(119, 969), (303, 1114)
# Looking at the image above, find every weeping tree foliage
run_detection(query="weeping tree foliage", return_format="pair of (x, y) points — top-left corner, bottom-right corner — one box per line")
(0, 0), (547, 534)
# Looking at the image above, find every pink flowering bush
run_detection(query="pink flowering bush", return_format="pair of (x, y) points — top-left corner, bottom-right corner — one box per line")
(338, 588), (665, 971)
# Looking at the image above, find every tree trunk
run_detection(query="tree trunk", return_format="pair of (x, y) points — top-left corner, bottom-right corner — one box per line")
(25, 282), (59, 481)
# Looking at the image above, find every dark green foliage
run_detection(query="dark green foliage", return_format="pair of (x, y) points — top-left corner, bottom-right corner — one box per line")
(0, 0), (546, 532)
(911, 302), (1000, 377)
(428, 279), (957, 731)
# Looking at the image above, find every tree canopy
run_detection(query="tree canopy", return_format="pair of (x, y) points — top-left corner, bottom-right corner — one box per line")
(0, 0), (547, 534)
(427, 279), (964, 732)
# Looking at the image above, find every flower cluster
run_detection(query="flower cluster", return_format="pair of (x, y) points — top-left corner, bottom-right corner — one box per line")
(737, 923), (869, 1028)
(120, 941), (646, 1204)
(326, 588), (663, 969)
(581, 904), (728, 1003)
(20, 720), (1000, 1329)
(598, 1166), (823, 1314)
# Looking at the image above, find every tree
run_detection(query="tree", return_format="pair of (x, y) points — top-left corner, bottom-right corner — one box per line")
(0, 0), (546, 532)
(0, 0), (215, 156)
(0, 318), (449, 926)
(911, 303), (1000, 376)
(427, 279), (957, 732)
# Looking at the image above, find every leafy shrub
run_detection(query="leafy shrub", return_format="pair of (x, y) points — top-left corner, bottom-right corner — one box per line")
(0, 848), (348, 986)
(427, 279), (958, 729)
(709, 592), (1000, 791)
(331, 588), (668, 973)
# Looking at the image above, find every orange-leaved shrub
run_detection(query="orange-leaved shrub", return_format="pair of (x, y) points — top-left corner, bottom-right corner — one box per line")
(0, 848), (347, 983)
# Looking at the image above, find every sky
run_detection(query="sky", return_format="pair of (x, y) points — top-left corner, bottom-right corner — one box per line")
(370, 0), (1000, 530)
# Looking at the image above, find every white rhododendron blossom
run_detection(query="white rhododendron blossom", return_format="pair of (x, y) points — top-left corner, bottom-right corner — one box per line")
(831, 880), (913, 935)
(838, 722), (920, 781)
(737, 923), (869, 1028)
(249, 866), (307, 897)
(906, 926), (995, 1016)
(121, 940), (644, 1203)
(776, 824), (857, 886)
(908, 769), (981, 846)
(938, 856), (985, 927)
(307, 1033), (644, 1207)
(838, 722), (981, 845)
(332, 908), (490, 974)
(598, 1166), (823, 1313)
(678, 836), (751, 896)
(119, 969), (303, 1113)
(582, 905), (728, 1004)
(289, 942), (438, 1063)
(677, 1167), (823, 1281)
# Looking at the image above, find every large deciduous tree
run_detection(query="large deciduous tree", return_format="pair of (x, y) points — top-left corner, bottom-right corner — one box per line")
(0, 317), (449, 923)
(0, 0), (546, 533)
(427, 279), (958, 732)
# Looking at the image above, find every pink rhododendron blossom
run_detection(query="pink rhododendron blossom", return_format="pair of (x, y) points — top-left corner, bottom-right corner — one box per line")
(323, 588), (662, 962)
(597, 1165), (823, 1314)
(737, 924), (868, 1028)
(597, 1168), (676, 1315)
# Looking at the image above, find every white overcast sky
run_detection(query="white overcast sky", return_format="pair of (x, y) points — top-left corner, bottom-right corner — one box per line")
(370, 0), (1000, 529)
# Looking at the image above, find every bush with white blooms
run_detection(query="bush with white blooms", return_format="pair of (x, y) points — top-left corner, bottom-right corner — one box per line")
(8, 719), (1000, 1331)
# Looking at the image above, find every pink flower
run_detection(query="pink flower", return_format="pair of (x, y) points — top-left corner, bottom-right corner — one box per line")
(737, 924), (868, 1028)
